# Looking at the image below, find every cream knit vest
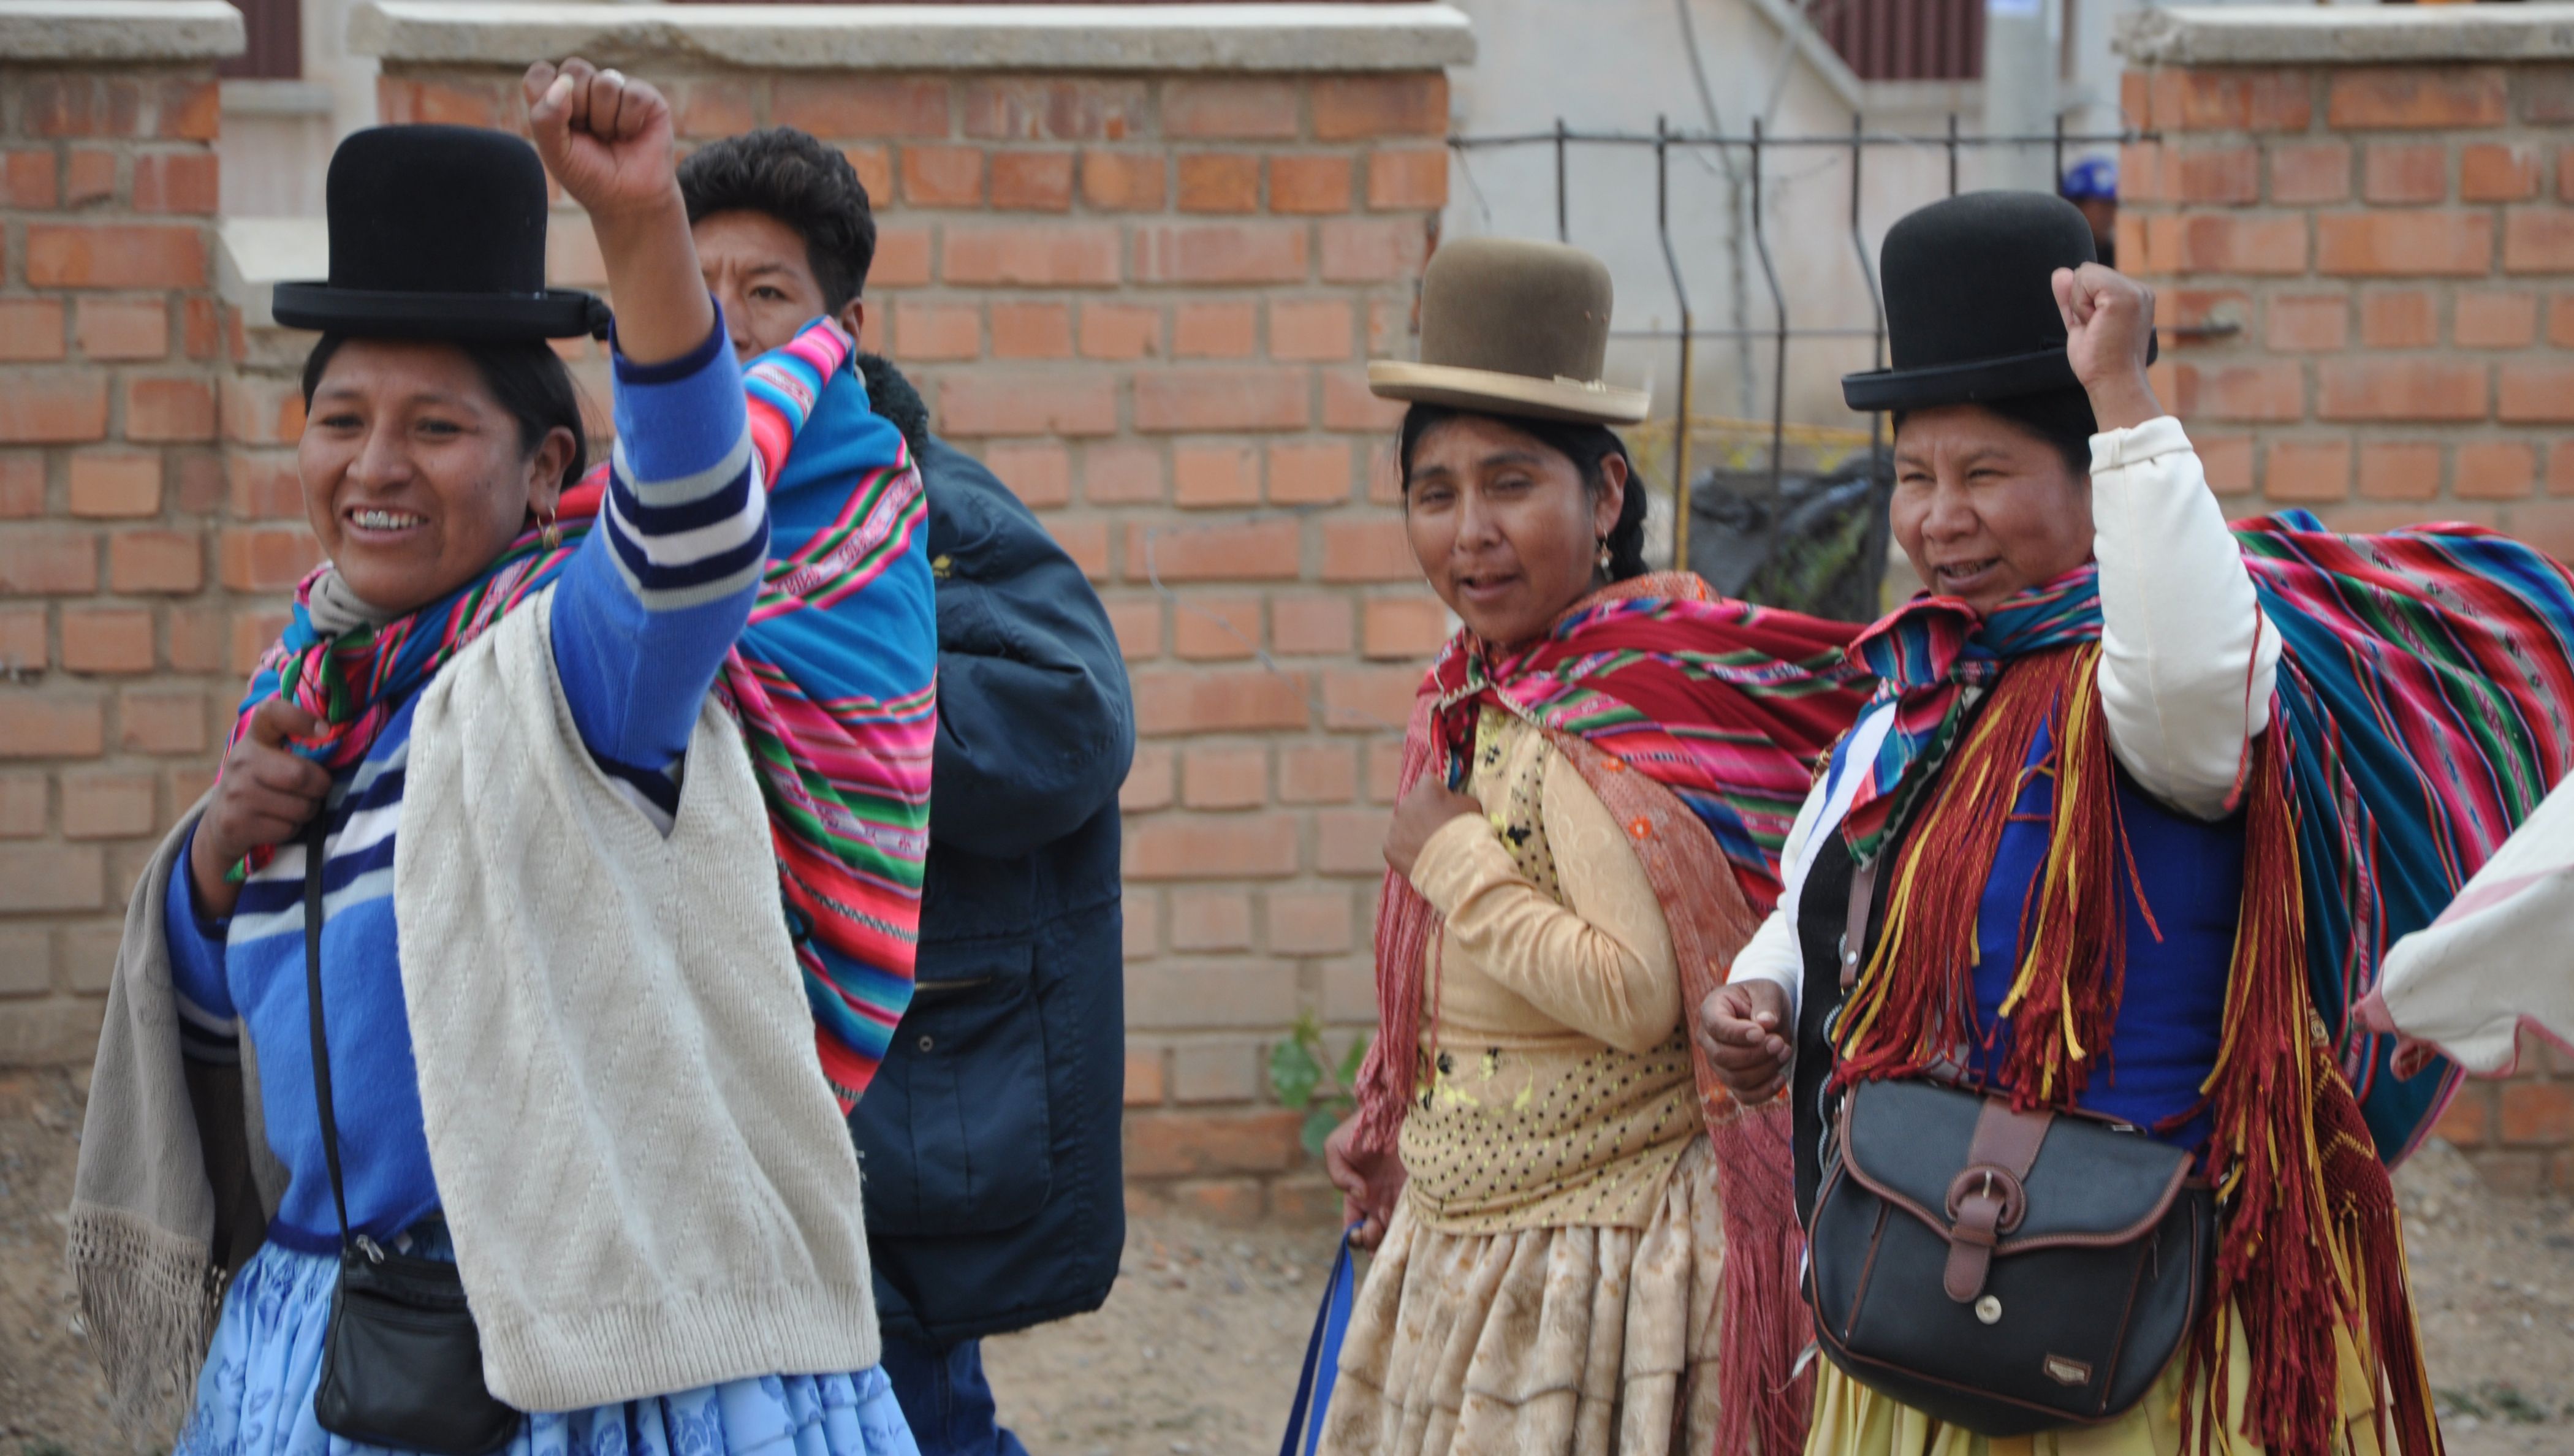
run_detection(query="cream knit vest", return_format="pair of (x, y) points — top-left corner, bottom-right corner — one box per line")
(396, 589), (879, 1412)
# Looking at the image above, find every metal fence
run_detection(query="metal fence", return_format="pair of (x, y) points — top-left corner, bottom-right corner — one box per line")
(1446, 118), (2151, 596)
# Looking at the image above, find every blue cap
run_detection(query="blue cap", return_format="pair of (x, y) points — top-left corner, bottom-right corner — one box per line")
(2060, 156), (2117, 202)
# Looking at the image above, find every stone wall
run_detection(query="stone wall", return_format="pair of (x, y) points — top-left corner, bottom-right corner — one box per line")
(0, 3), (243, 1064)
(2120, 5), (2574, 1192)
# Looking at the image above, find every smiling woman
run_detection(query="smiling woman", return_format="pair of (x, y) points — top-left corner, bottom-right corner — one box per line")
(69, 59), (932, 1456)
(296, 336), (584, 616)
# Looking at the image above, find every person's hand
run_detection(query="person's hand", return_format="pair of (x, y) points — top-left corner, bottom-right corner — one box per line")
(2351, 990), (2442, 1080)
(2051, 261), (2162, 432)
(1323, 1116), (1407, 1251)
(523, 58), (678, 229)
(1696, 979), (1793, 1104)
(521, 58), (712, 366)
(1383, 778), (1483, 882)
(188, 697), (331, 920)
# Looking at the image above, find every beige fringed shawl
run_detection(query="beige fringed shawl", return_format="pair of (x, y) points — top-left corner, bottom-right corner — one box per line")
(66, 802), (278, 1436)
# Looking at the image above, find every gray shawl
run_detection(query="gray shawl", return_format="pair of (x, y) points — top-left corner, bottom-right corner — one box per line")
(66, 803), (286, 1435)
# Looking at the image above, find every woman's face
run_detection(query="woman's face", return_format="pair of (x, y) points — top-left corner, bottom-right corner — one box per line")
(300, 339), (574, 616)
(1889, 404), (2093, 617)
(1403, 413), (1623, 650)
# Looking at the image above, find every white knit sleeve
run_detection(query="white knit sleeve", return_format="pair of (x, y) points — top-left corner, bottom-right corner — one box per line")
(2091, 416), (2280, 821)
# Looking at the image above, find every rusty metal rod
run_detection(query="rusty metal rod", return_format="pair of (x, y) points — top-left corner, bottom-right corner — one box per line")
(1653, 115), (1695, 573)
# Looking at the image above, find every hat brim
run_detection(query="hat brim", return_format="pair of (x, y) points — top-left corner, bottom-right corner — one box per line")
(1367, 360), (1650, 426)
(271, 282), (607, 341)
(1842, 335), (2158, 412)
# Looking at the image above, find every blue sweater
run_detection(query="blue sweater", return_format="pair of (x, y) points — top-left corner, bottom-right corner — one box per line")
(166, 322), (761, 1251)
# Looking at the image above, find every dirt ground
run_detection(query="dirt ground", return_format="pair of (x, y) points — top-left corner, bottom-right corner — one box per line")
(6, 1064), (2572, 1456)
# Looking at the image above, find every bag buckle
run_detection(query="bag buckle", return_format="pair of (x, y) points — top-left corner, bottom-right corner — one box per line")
(1940, 1164), (2027, 1303)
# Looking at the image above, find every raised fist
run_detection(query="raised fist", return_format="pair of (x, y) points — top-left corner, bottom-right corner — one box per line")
(523, 57), (678, 227)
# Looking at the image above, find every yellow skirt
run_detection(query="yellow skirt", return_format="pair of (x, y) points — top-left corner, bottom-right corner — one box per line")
(1805, 1305), (2389, 1456)
(1318, 1137), (1723, 1456)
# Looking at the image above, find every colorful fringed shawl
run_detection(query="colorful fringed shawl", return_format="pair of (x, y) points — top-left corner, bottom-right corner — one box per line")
(1828, 511), (2574, 1456)
(230, 319), (933, 1111)
(1354, 572), (1870, 1456)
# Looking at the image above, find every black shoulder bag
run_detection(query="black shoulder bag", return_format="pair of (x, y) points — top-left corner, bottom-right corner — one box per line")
(300, 817), (522, 1455)
(1801, 857), (2215, 1437)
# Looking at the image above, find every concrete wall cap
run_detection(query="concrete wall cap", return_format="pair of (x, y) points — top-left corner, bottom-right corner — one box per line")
(0, 0), (245, 62)
(2120, 4), (2574, 67)
(351, 1), (1475, 73)
(218, 215), (328, 330)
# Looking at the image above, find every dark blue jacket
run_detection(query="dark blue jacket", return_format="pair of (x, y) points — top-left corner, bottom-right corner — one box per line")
(846, 358), (1134, 1346)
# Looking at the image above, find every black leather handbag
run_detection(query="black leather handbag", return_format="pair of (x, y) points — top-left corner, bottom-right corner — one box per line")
(300, 821), (522, 1456)
(1800, 859), (2214, 1437)
(1805, 1079), (2213, 1435)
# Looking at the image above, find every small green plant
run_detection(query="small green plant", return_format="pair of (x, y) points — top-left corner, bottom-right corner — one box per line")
(1269, 1013), (1370, 1158)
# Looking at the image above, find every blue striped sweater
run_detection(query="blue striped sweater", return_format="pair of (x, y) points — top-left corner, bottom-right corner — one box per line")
(166, 322), (764, 1251)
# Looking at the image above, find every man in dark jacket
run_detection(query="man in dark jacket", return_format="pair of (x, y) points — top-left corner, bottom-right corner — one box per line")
(681, 128), (1134, 1456)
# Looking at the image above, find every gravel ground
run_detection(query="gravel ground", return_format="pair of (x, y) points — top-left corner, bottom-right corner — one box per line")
(7, 1065), (2572, 1455)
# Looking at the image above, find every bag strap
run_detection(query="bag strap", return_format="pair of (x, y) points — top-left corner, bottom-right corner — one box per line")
(1839, 856), (1879, 992)
(302, 813), (355, 1251)
(1278, 1226), (1360, 1456)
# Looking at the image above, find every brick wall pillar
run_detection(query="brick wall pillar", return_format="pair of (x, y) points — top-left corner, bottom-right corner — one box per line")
(0, 4), (244, 1064)
(346, 1), (1476, 1218)
(2120, 7), (2574, 1191)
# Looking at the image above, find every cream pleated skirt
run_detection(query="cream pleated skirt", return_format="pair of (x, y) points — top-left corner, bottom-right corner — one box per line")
(1318, 1137), (1723, 1456)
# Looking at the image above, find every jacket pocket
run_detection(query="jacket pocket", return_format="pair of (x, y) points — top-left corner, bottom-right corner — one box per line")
(851, 938), (1055, 1238)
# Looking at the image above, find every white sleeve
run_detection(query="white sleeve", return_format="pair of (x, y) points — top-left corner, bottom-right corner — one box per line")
(2092, 416), (2280, 821)
(1726, 702), (1899, 1026)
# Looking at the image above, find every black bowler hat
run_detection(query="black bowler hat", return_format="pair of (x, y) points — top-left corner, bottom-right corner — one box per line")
(1841, 190), (2153, 412)
(272, 125), (610, 341)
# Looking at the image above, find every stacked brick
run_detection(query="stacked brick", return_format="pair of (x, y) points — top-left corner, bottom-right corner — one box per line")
(0, 59), (237, 1064)
(2119, 48), (2574, 1191)
(374, 60), (1454, 1218)
(2120, 63), (2574, 546)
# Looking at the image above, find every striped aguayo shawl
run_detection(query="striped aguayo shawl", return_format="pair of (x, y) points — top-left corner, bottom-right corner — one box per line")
(232, 319), (933, 1111)
(1826, 511), (2574, 1455)
(1833, 510), (2574, 1160)
(1355, 572), (1873, 1456)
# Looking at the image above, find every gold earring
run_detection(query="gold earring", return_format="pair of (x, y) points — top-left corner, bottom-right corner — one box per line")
(1596, 535), (1612, 573)
(539, 510), (561, 551)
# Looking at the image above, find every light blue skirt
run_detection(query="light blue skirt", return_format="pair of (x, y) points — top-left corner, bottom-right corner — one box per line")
(180, 1229), (919, 1456)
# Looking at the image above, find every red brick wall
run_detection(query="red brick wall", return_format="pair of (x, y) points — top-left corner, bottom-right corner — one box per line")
(0, 62), (235, 1064)
(365, 63), (1453, 1219)
(2120, 59), (2574, 1191)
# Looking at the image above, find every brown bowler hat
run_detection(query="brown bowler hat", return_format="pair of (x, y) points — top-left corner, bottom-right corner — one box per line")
(1367, 237), (1650, 425)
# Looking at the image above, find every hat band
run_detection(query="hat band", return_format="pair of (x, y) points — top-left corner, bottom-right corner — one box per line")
(1841, 346), (2075, 412)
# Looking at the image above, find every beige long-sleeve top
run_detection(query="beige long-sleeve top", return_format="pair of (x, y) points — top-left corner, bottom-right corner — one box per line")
(1395, 707), (1698, 1230)
(1408, 711), (1682, 1053)
(1731, 415), (2280, 1021)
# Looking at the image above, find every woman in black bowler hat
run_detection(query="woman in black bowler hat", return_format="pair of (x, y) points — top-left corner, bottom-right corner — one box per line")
(70, 59), (924, 1456)
(1699, 192), (2466, 1456)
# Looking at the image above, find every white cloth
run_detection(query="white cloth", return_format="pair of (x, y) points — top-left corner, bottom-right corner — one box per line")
(1731, 416), (2277, 1020)
(2373, 772), (2574, 1074)
(397, 587), (881, 1412)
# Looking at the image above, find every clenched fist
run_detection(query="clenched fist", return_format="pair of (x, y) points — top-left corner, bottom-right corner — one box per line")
(189, 696), (332, 919)
(2050, 262), (2162, 433)
(521, 58), (712, 366)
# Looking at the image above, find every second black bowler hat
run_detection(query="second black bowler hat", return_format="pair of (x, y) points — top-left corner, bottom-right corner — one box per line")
(1842, 190), (2153, 412)
(272, 124), (610, 341)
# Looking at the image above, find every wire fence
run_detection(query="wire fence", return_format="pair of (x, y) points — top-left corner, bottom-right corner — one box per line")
(1446, 118), (2158, 577)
